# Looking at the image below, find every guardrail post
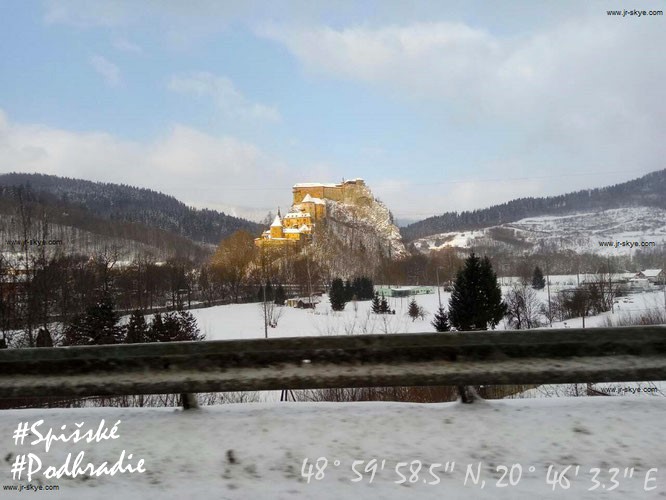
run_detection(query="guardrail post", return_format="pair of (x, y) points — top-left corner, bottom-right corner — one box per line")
(180, 393), (199, 410)
(458, 385), (476, 404)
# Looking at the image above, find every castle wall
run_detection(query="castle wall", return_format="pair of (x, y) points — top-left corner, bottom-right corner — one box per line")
(292, 179), (367, 206)
(293, 186), (326, 203)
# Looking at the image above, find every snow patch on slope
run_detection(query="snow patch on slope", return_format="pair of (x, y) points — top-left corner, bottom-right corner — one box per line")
(414, 206), (666, 255)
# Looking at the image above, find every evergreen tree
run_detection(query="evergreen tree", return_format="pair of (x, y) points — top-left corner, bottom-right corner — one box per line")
(344, 280), (354, 302)
(371, 291), (382, 314)
(380, 294), (390, 314)
(147, 313), (165, 342)
(36, 327), (53, 347)
(64, 291), (123, 345)
(176, 310), (204, 341)
(265, 279), (274, 302)
(274, 284), (286, 306)
(160, 311), (182, 342)
(408, 297), (420, 322)
(359, 277), (375, 300)
(145, 311), (202, 342)
(448, 253), (507, 331)
(351, 277), (362, 300)
(126, 310), (149, 343)
(329, 278), (347, 311)
(448, 253), (482, 330)
(532, 266), (546, 289)
(257, 279), (275, 303)
(431, 306), (450, 332)
(479, 256), (507, 329)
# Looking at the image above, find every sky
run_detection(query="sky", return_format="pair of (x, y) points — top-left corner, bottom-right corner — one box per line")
(0, 1), (664, 223)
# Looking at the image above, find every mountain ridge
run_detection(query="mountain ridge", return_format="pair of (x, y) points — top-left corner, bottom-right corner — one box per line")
(0, 172), (263, 248)
(401, 169), (666, 242)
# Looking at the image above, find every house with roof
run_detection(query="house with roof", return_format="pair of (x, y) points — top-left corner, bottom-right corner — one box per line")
(635, 269), (664, 284)
(285, 296), (321, 309)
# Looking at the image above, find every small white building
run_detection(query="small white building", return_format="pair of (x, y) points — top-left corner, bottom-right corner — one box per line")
(636, 269), (664, 284)
(286, 296), (321, 309)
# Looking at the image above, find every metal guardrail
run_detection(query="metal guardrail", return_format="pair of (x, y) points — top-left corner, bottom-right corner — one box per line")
(1, 326), (665, 404)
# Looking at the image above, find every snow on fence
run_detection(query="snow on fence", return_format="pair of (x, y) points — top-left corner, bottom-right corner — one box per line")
(1, 326), (666, 408)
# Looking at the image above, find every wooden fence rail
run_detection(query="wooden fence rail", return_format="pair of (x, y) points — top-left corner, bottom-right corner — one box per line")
(1, 326), (666, 405)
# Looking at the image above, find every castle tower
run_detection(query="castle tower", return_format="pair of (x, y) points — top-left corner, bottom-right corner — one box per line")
(270, 214), (284, 239)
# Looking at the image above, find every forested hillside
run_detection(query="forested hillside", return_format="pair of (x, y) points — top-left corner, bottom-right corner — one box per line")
(401, 169), (666, 242)
(0, 173), (262, 246)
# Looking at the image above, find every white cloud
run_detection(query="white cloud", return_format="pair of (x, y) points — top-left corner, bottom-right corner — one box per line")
(168, 72), (280, 123)
(112, 38), (143, 54)
(89, 55), (121, 87)
(0, 110), (293, 213)
(260, 19), (666, 178)
(258, 22), (503, 97)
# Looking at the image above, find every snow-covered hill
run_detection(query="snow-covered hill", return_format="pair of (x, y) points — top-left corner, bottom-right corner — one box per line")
(413, 206), (666, 256)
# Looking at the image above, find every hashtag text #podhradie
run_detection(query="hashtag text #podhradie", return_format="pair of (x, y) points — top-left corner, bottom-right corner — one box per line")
(14, 450), (145, 482)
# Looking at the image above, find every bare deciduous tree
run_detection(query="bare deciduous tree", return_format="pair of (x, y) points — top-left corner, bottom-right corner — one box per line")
(505, 284), (543, 330)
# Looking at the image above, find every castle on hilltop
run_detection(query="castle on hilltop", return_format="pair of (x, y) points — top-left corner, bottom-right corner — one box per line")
(255, 178), (367, 247)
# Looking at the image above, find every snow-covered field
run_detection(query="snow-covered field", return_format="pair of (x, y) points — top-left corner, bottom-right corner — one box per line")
(191, 287), (666, 341)
(1, 398), (664, 499)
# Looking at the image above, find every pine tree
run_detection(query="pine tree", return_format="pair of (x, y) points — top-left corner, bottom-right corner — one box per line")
(344, 280), (354, 302)
(126, 310), (149, 343)
(408, 297), (420, 322)
(265, 279), (274, 302)
(160, 312), (182, 342)
(431, 306), (450, 332)
(177, 310), (203, 341)
(532, 266), (546, 289)
(36, 327), (53, 347)
(479, 256), (507, 329)
(329, 278), (347, 311)
(371, 291), (381, 313)
(274, 284), (286, 305)
(64, 291), (122, 345)
(147, 313), (165, 342)
(359, 277), (374, 300)
(146, 310), (203, 342)
(352, 277), (362, 299)
(380, 294), (390, 314)
(448, 253), (507, 331)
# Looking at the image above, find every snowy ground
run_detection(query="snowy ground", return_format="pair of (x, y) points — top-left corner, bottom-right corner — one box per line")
(1, 398), (664, 499)
(191, 287), (666, 341)
(189, 286), (666, 404)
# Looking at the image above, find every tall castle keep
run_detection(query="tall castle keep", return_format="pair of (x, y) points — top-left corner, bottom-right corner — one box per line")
(255, 178), (367, 247)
